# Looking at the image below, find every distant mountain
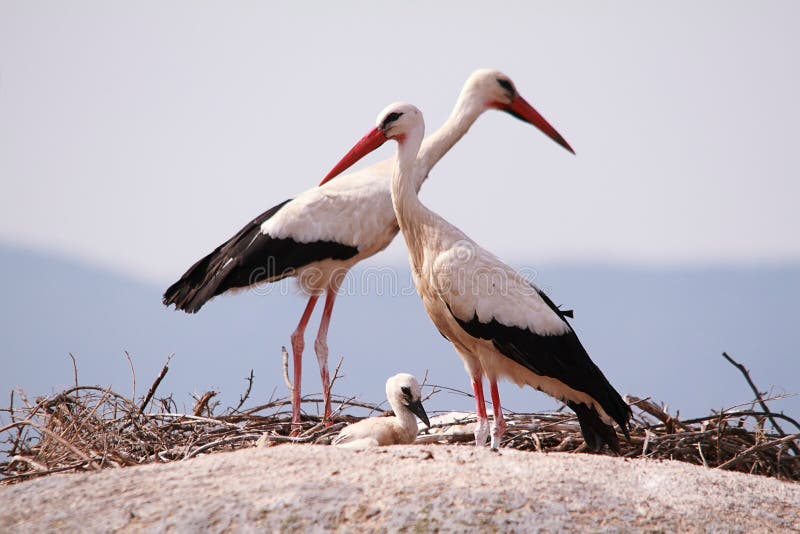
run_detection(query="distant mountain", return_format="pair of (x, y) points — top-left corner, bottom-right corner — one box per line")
(1, 245), (798, 422)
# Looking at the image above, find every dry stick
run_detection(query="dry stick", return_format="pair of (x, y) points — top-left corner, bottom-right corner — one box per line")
(672, 411), (800, 433)
(429, 383), (474, 399)
(327, 396), (383, 412)
(419, 370), (444, 404)
(8, 390), (22, 458)
(299, 420), (326, 438)
(281, 346), (292, 391)
(722, 352), (800, 456)
(259, 422), (347, 444)
(3, 420), (99, 470)
(330, 394), (362, 419)
(234, 369), (255, 413)
(8, 390), (14, 423)
(10, 455), (48, 472)
(192, 391), (217, 417)
(68, 353), (79, 388)
(641, 429), (653, 456)
(62, 387), (113, 442)
(122, 351), (136, 401)
(139, 354), (173, 414)
(717, 393), (797, 420)
(2, 460), (96, 482)
(182, 433), (264, 461)
(420, 369), (430, 389)
(421, 385), (442, 404)
(43, 386), (138, 410)
(243, 396), (384, 416)
(329, 357), (344, 392)
(626, 395), (690, 432)
(696, 442), (708, 468)
(145, 412), (240, 428)
(717, 432), (800, 471)
(320, 356), (347, 419)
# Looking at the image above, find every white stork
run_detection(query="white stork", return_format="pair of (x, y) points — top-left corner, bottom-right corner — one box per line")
(322, 102), (631, 452)
(333, 373), (430, 448)
(163, 69), (573, 431)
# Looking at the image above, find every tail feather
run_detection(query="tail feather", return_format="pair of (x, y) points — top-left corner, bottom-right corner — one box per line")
(567, 401), (624, 454)
(607, 392), (632, 440)
(163, 199), (292, 313)
(162, 246), (232, 313)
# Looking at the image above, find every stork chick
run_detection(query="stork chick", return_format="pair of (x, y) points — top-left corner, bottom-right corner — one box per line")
(334, 373), (430, 449)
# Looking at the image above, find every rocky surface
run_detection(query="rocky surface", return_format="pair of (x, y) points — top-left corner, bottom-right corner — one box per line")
(2, 444), (798, 532)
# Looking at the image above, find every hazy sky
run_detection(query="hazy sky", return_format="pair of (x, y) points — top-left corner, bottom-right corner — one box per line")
(1, 2), (798, 283)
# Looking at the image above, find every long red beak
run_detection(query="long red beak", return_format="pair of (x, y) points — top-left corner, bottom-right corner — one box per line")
(502, 95), (575, 155)
(320, 127), (389, 185)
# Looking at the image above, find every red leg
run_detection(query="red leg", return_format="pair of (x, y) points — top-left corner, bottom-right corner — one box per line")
(314, 288), (337, 425)
(290, 294), (319, 434)
(489, 379), (507, 450)
(472, 373), (490, 446)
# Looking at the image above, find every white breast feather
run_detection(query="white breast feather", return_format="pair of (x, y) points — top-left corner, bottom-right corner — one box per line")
(260, 160), (396, 250)
(431, 240), (570, 337)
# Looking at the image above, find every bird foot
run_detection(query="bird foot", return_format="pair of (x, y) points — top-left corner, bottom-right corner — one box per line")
(490, 419), (507, 450)
(474, 418), (490, 447)
(289, 424), (302, 438)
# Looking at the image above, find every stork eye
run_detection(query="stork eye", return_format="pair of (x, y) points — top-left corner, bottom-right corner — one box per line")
(381, 111), (403, 129)
(496, 78), (514, 93)
(400, 386), (412, 398)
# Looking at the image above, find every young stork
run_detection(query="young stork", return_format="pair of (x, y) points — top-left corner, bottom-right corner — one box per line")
(322, 103), (631, 452)
(163, 69), (573, 431)
(333, 373), (430, 448)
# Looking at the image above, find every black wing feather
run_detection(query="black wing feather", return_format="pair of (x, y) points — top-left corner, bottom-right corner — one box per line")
(447, 290), (630, 450)
(568, 401), (621, 453)
(163, 199), (359, 313)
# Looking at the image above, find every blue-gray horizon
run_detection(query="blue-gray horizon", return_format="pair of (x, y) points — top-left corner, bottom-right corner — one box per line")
(3, 244), (799, 424)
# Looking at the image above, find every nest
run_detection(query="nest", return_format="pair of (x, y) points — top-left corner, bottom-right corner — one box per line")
(1, 352), (798, 485)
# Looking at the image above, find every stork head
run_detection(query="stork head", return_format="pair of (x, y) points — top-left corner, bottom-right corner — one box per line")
(374, 101), (423, 142)
(386, 373), (430, 427)
(320, 102), (423, 185)
(462, 68), (574, 154)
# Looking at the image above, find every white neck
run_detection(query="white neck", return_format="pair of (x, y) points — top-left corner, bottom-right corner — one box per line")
(388, 398), (419, 439)
(390, 125), (435, 268)
(414, 88), (485, 190)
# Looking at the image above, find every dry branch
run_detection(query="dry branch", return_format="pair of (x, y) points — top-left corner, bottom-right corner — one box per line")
(722, 352), (800, 455)
(139, 354), (172, 413)
(1, 353), (798, 486)
(281, 346), (292, 391)
(192, 391), (218, 417)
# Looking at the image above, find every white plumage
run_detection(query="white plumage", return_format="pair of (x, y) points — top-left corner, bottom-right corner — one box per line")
(334, 373), (430, 449)
(260, 160), (397, 271)
(165, 69), (573, 431)
(323, 102), (630, 452)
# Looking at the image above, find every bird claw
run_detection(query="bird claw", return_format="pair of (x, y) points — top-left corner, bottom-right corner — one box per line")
(474, 418), (490, 446)
(490, 418), (506, 450)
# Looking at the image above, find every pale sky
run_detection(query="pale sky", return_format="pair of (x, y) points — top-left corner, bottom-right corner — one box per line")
(1, 2), (798, 283)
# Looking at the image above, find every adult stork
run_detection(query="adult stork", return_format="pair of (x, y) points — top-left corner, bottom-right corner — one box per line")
(322, 102), (630, 451)
(163, 69), (573, 430)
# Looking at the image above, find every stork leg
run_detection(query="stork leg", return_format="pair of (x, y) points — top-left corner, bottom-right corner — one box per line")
(489, 379), (507, 450)
(289, 294), (319, 434)
(313, 287), (338, 425)
(471, 374), (490, 446)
